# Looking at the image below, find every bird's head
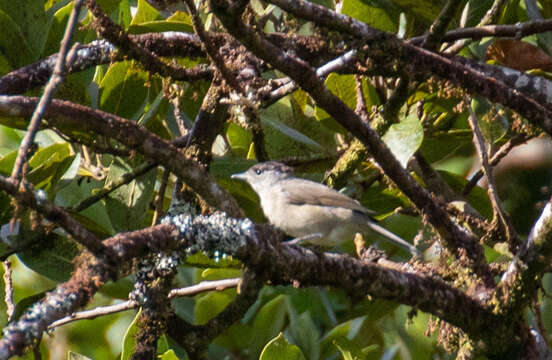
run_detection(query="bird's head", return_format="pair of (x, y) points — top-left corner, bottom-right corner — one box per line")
(231, 161), (294, 192)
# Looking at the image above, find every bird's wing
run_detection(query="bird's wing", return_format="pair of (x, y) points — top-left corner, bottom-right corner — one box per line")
(281, 179), (374, 215)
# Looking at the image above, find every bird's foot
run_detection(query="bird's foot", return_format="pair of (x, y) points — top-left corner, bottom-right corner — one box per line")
(285, 233), (323, 246)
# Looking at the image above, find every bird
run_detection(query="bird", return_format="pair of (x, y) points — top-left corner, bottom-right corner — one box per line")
(231, 161), (420, 256)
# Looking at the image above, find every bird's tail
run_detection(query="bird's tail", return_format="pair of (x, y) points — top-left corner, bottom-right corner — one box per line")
(366, 221), (421, 257)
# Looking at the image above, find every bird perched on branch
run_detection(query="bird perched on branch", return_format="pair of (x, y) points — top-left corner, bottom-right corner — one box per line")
(232, 161), (420, 256)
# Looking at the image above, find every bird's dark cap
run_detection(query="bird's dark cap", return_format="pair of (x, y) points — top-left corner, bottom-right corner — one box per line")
(251, 161), (294, 175)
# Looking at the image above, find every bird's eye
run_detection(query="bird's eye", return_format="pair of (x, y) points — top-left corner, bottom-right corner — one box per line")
(255, 169), (262, 175)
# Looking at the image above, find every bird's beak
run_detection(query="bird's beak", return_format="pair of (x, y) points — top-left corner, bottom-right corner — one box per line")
(231, 172), (248, 181)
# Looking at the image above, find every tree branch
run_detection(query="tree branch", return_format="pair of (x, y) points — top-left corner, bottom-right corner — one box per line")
(0, 95), (242, 217)
(210, 0), (491, 280)
(264, 0), (552, 136)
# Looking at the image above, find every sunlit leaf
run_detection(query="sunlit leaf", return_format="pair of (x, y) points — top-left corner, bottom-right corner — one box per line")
(259, 333), (306, 360)
(382, 113), (423, 167)
(121, 308), (141, 360)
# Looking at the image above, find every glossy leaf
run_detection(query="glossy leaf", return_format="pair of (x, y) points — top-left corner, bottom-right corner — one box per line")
(99, 61), (149, 120)
(0, 9), (35, 72)
(130, 0), (162, 25)
(259, 333), (306, 360)
(158, 349), (179, 360)
(103, 157), (156, 232)
(250, 295), (289, 355)
(121, 309), (141, 360)
(17, 233), (79, 282)
(262, 95), (334, 157)
(194, 289), (236, 325)
(0, 0), (48, 60)
(382, 113), (423, 168)
(341, 0), (398, 33)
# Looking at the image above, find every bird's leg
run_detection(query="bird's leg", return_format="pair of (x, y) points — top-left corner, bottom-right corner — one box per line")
(285, 233), (323, 246)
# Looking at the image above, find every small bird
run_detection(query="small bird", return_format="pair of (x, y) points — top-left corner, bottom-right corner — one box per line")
(232, 161), (419, 256)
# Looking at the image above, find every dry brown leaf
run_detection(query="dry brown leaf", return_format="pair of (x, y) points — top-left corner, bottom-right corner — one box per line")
(486, 39), (552, 72)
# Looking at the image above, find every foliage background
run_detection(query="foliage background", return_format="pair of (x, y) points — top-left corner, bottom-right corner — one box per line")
(0, 0), (551, 359)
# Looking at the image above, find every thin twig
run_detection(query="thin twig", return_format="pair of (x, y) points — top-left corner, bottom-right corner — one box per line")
(48, 301), (137, 329)
(152, 167), (171, 225)
(408, 17), (552, 45)
(462, 134), (531, 196)
(532, 300), (549, 343)
(422, 0), (463, 50)
(264, 50), (357, 106)
(467, 105), (519, 248)
(444, 0), (508, 54)
(354, 75), (368, 120)
(184, 0), (244, 92)
(48, 278), (240, 329)
(168, 278), (240, 298)
(10, 0), (84, 183)
(2, 261), (14, 322)
(70, 161), (158, 213)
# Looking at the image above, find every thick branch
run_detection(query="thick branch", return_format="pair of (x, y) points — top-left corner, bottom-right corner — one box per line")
(0, 95), (242, 217)
(410, 18), (552, 45)
(0, 210), (499, 358)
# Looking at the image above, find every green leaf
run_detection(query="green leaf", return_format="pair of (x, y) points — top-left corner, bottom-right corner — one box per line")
(262, 95), (334, 158)
(130, 0), (162, 25)
(184, 251), (241, 269)
(13, 291), (49, 321)
(320, 314), (385, 359)
(0, 9), (35, 72)
(121, 309), (141, 360)
(438, 170), (492, 219)
(0, 149), (16, 176)
(392, 0), (443, 23)
(158, 349), (179, 360)
(117, 0), (133, 29)
(287, 311), (320, 360)
(465, 0), (495, 27)
(200, 268), (241, 281)
(67, 351), (93, 360)
(0, 125), (22, 154)
(27, 143), (75, 193)
(471, 96), (508, 144)
(315, 74), (380, 133)
(341, 0), (398, 33)
(103, 157), (156, 232)
(382, 113), (423, 167)
(99, 61), (149, 120)
(226, 123), (252, 156)
(250, 295), (289, 354)
(43, 2), (74, 57)
(55, 177), (116, 236)
(157, 335), (169, 354)
(333, 336), (370, 360)
(259, 333), (306, 360)
(96, 0), (125, 15)
(128, 20), (194, 34)
(17, 232), (79, 282)
(0, 0), (48, 59)
(261, 117), (324, 151)
(419, 129), (472, 163)
(194, 289), (236, 325)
